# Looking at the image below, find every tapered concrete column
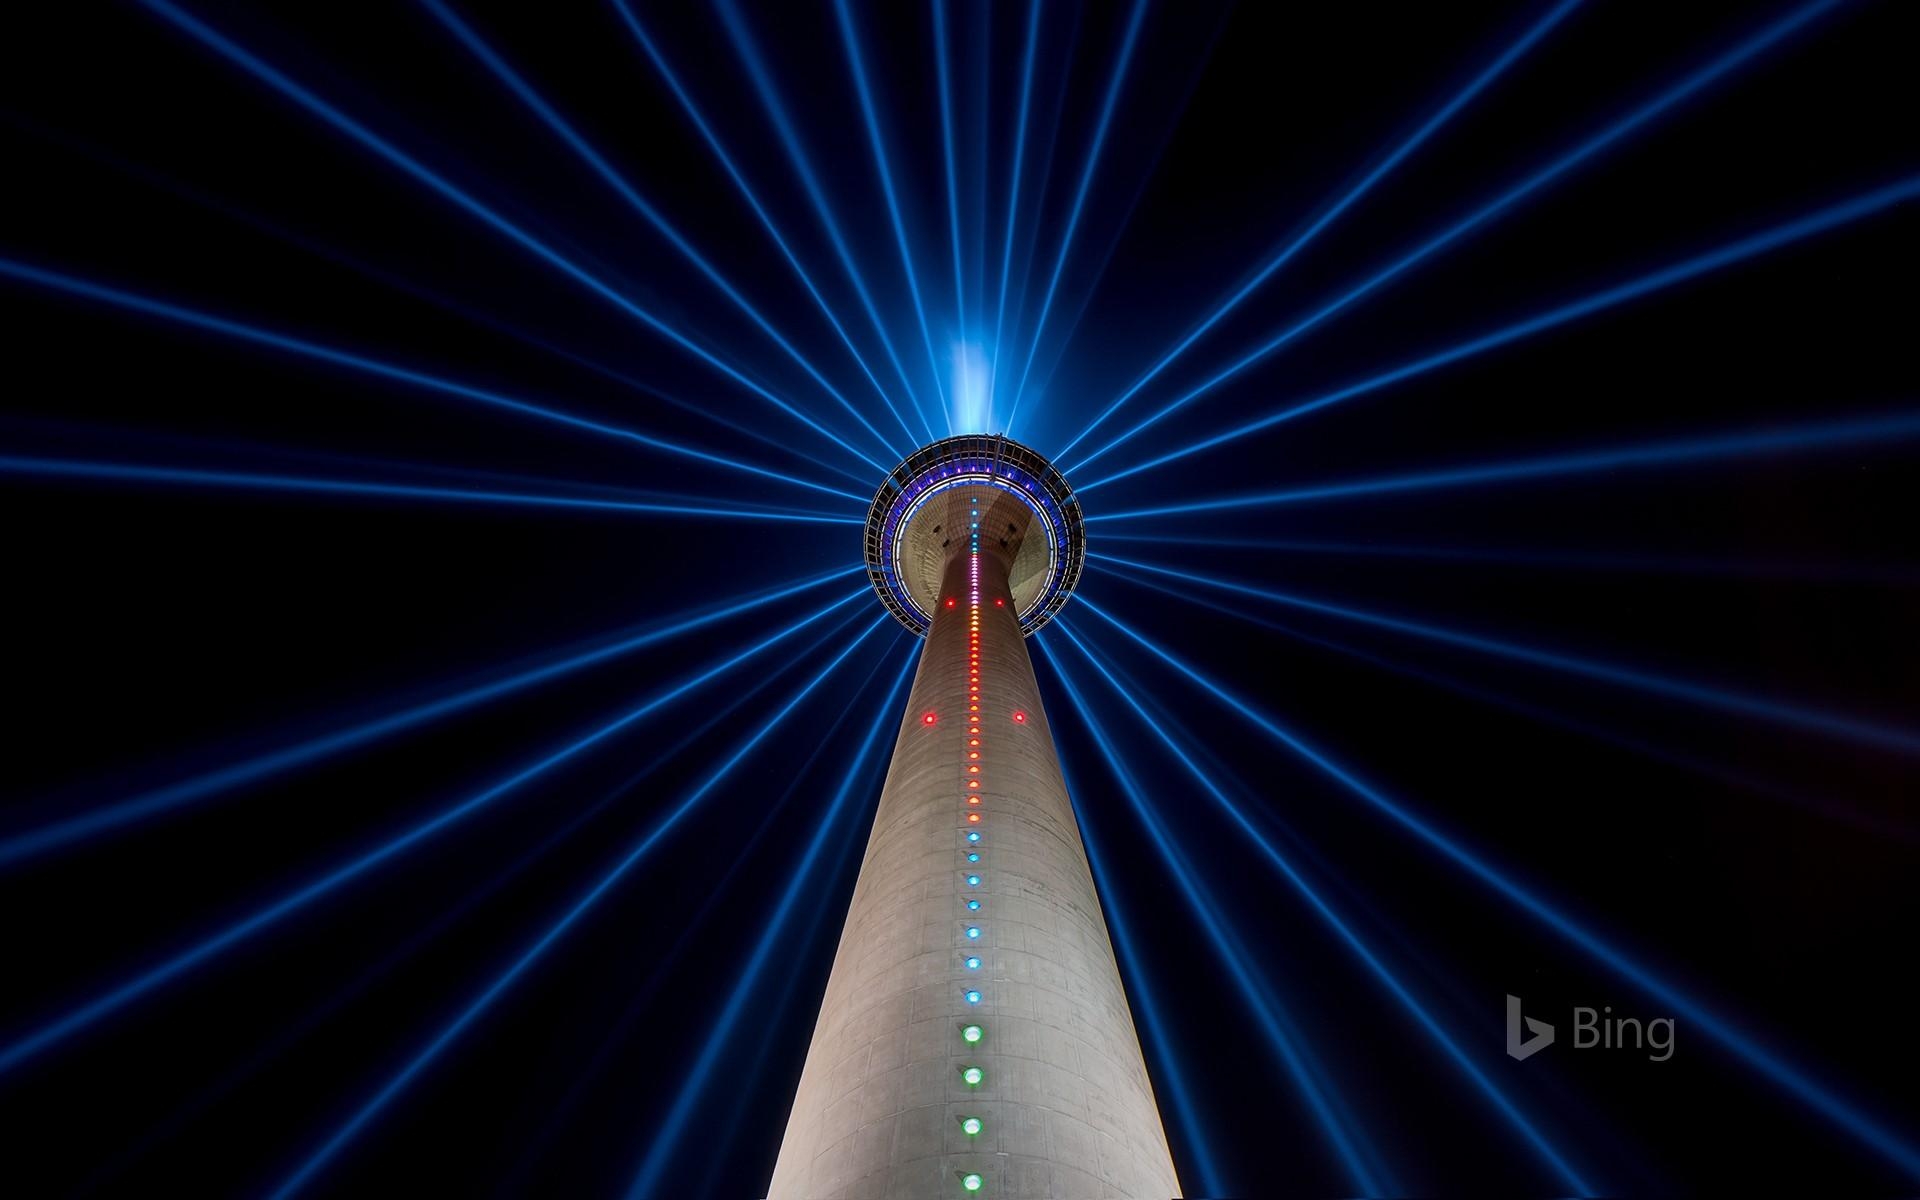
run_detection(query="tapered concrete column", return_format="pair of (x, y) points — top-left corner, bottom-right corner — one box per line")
(770, 469), (1180, 1199)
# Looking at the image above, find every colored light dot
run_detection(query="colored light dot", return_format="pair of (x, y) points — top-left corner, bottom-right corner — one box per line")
(965, 926), (981, 939)
(966, 852), (980, 862)
(962, 1066), (983, 1086)
(923, 713), (937, 725)
(962, 1173), (983, 1192)
(962, 1023), (982, 1041)
(945, 598), (956, 608)
(995, 598), (1004, 607)
(967, 900), (980, 910)
(965, 955), (981, 969)
(966, 796), (980, 805)
(1012, 711), (1027, 723)
(969, 739), (979, 747)
(967, 832), (980, 842)
(962, 1116), (982, 1136)
(967, 813), (980, 823)
(965, 989), (981, 1004)
(966, 875), (980, 885)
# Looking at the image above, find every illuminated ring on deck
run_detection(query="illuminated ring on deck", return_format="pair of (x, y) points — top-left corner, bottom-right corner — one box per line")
(863, 434), (1084, 637)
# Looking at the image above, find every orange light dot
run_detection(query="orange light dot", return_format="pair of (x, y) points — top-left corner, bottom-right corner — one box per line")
(968, 780), (980, 788)
(967, 813), (981, 823)
(969, 739), (979, 746)
(967, 796), (981, 805)
(968, 752), (979, 760)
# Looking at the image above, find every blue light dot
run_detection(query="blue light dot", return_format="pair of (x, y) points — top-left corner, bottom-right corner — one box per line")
(966, 875), (980, 886)
(965, 926), (981, 939)
(967, 852), (980, 862)
(965, 956), (981, 969)
(967, 832), (980, 843)
(965, 990), (982, 1004)
(967, 899), (981, 910)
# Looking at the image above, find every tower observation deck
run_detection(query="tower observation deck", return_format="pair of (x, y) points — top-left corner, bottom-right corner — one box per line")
(769, 436), (1180, 1198)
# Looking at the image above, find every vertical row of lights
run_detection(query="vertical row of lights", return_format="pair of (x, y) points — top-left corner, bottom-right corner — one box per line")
(958, 496), (985, 1193)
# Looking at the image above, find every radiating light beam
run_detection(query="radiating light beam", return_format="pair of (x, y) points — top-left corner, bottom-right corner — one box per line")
(1003, 0), (1149, 435)
(1090, 573), (1917, 843)
(832, 0), (952, 428)
(0, 566), (861, 867)
(1055, 620), (1595, 1190)
(1088, 553), (1920, 758)
(1051, 705), (1225, 1196)
(933, 0), (968, 403)
(0, 453), (864, 525)
(131, 0), (882, 474)
(623, 636), (915, 1195)
(1077, 597), (1920, 1182)
(1080, 173), (1920, 490)
(0, 590), (871, 1079)
(710, 0), (943, 445)
(266, 613), (893, 1199)
(1041, 639), (1391, 1195)
(1070, 0), (1854, 475)
(0, 256), (865, 504)
(419, 0), (902, 462)
(609, 0), (923, 449)
(78, 610), (873, 1193)
(989, 1), (1045, 428)
(1084, 405), (1920, 517)
(1088, 531), (1920, 586)
(1057, 0), (1587, 460)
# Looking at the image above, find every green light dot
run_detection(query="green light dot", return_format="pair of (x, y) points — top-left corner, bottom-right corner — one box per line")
(962, 1066), (983, 1086)
(962, 1116), (982, 1136)
(962, 1174), (983, 1192)
(961, 1024), (983, 1043)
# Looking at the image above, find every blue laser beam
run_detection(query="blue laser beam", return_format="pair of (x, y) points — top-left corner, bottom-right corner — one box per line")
(0, 256), (865, 504)
(1054, 719), (1224, 1195)
(832, 0), (952, 430)
(419, 0), (901, 463)
(1069, 0), (1853, 474)
(508, 625), (904, 1187)
(132, 0), (881, 474)
(1003, 0), (1149, 435)
(0, 453), (864, 525)
(710, 0), (943, 445)
(1089, 553), (1920, 758)
(1057, 0), (1587, 460)
(75, 609), (873, 1193)
(0, 590), (871, 1079)
(989, 0), (1044, 432)
(1055, 620), (1594, 1190)
(1080, 173), (1920, 490)
(1077, 598), (1920, 1182)
(0, 567), (860, 867)
(1042, 639), (1391, 1195)
(934, 0), (968, 403)
(1088, 531), (1920, 586)
(608, 0), (923, 449)
(266, 613), (893, 1198)
(1084, 405), (1920, 516)
(623, 636), (916, 1195)
(1092, 570), (1918, 844)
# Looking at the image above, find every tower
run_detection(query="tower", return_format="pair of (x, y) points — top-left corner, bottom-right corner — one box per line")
(768, 436), (1180, 1198)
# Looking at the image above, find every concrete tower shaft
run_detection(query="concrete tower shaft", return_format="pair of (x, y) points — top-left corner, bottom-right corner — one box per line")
(770, 462), (1179, 1198)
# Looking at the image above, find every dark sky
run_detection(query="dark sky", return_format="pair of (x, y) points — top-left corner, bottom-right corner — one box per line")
(1, 1), (1916, 1196)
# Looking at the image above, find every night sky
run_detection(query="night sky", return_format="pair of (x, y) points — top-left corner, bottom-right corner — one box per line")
(2, 1), (1916, 1196)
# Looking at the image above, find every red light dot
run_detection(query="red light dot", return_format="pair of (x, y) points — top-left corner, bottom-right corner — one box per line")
(969, 739), (979, 746)
(995, 598), (1004, 607)
(923, 713), (938, 726)
(946, 598), (957, 608)
(1012, 711), (1027, 724)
